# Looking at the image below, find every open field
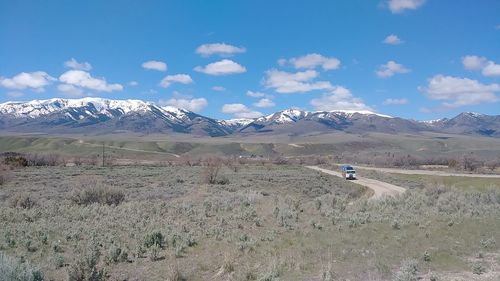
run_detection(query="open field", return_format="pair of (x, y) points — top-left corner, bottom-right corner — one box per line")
(2, 132), (500, 161)
(355, 166), (500, 178)
(357, 168), (500, 192)
(1, 163), (499, 280)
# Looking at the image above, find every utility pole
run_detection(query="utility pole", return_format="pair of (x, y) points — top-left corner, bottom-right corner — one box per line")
(102, 142), (105, 167)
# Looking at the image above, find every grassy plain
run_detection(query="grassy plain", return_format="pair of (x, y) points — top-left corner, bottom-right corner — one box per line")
(0, 164), (499, 280)
(2, 131), (500, 161)
(358, 168), (500, 191)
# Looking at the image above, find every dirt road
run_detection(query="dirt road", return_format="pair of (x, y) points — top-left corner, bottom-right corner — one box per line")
(306, 166), (406, 200)
(356, 165), (500, 178)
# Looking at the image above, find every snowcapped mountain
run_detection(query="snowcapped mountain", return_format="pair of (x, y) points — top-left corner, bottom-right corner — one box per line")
(1, 98), (175, 119)
(240, 109), (403, 134)
(217, 118), (255, 130)
(0, 98), (498, 137)
(0, 98), (231, 136)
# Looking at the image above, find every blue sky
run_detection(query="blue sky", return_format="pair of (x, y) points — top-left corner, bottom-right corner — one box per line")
(1, 0), (499, 120)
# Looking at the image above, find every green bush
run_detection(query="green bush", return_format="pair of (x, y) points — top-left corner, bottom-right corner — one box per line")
(423, 251), (431, 262)
(0, 252), (44, 281)
(106, 245), (127, 264)
(68, 239), (105, 281)
(143, 231), (164, 249)
(471, 262), (485, 275)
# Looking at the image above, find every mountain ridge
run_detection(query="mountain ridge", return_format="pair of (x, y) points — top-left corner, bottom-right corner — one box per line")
(0, 98), (499, 137)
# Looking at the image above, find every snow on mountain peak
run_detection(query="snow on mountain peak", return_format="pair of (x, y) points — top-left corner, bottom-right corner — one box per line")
(254, 108), (391, 125)
(324, 109), (392, 118)
(463, 112), (484, 118)
(220, 118), (254, 126)
(0, 97), (168, 118)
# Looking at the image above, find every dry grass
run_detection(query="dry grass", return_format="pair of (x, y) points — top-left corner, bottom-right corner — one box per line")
(0, 164), (498, 280)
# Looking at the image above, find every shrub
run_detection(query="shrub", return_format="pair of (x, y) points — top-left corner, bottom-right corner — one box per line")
(461, 154), (482, 172)
(202, 157), (223, 184)
(143, 231), (164, 249)
(71, 186), (124, 206)
(166, 265), (185, 281)
(52, 241), (63, 253)
(321, 263), (336, 281)
(4, 156), (28, 167)
(9, 193), (36, 209)
(54, 255), (65, 269)
(391, 220), (401, 230)
(423, 251), (431, 262)
(480, 237), (496, 249)
(471, 262), (485, 275)
(216, 176), (230, 185)
(149, 244), (161, 261)
(0, 252), (44, 281)
(215, 255), (234, 278)
(392, 258), (418, 281)
(174, 244), (185, 258)
(68, 239), (105, 281)
(106, 245), (127, 264)
(258, 258), (283, 281)
(25, 154), (61, 166)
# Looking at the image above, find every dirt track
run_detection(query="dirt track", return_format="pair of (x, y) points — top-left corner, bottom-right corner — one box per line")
(356, 165), (500, 178)
(305, 166), (406, 199)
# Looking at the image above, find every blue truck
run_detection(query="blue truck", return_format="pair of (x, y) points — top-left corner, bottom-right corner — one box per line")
(340, 165), (356, 180)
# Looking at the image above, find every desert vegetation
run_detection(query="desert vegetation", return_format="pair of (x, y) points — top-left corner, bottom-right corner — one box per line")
(0, 156), (498, 280)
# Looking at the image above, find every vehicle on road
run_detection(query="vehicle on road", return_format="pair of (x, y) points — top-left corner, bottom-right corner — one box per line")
(340, 165), (357, 180)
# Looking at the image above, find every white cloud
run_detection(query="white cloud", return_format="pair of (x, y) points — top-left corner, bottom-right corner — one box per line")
(0, 71), (56, 91)
(58, 84), (84, 97)
(289, 53), (341, 70)
(194, 59), (246, 76)
(482, 61), (500, 77)
(159, 74), (194, 88)
(253, 98), (275, 108)
(64, 58), (92, 71)
(222, 103), (262, 118)
(310, 86), (373, 111)
(383, 34), (403, 45)
(129, 81), (139, 86)
(7, 91), (24, 98)
(161, 97), (208, 112)
(419, 75), (500, 108)
(386, 0), (426, 13)
(142, 60), (167, 71)
(462, 55), (500, 77)
(383, 98), (408, 105)
(195, 43), (246, 57)
(211, 86), (226, 91)
(59, 70), (123, 92)
(246, 91), (265, 98)
(376, 61), (410, 78)
(263, 69), (333, 93)
(462, 55), (486, 70)
(277, 58), (287, 66)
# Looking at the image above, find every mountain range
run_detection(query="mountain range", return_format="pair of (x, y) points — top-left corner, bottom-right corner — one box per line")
(0, 98), (499, 138)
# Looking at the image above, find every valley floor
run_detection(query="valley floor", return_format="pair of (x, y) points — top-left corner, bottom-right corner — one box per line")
(0, 164), (499, 280)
